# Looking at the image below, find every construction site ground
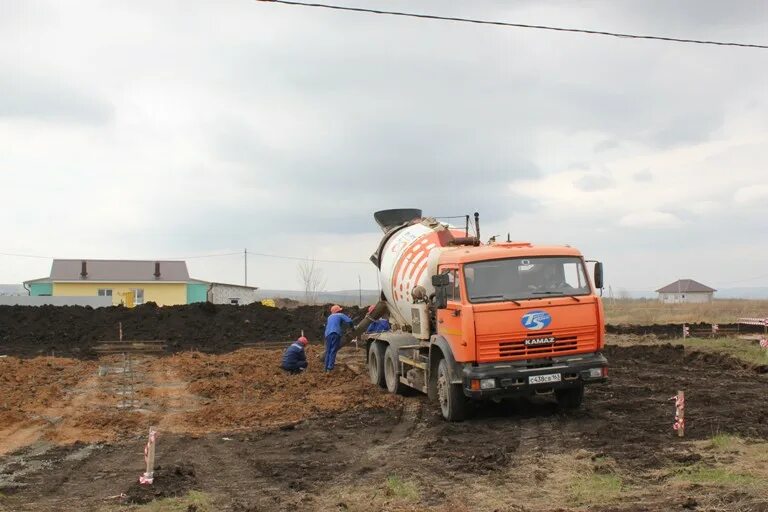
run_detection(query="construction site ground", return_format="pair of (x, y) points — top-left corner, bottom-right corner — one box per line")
(1, 333), (768, 511)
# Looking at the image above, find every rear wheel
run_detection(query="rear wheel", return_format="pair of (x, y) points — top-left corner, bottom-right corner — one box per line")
(436, 358), (466, 422)
(368, 342), (386, 388)
(555, 384), (584, 410)
(384, 345), (407, 395)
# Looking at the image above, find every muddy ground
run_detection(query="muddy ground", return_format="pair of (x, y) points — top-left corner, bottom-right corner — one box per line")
(1, 337), (767, 512)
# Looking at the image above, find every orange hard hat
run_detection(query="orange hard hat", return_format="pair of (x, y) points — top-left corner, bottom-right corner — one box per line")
(330, 305), (343, 313)
(297, 336), (309, 345)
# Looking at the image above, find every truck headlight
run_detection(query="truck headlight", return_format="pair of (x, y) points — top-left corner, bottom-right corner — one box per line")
(480, 378), (496, 390)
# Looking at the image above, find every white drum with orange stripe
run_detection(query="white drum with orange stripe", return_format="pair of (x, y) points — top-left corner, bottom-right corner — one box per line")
(378, 220), (464, 333)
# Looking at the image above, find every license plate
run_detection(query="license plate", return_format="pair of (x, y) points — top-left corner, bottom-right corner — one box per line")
(529, 373), (561, 385)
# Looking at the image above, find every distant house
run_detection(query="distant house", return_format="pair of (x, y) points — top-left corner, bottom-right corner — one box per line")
(24, 259), (260, 307)
(204, 282), (260, 305)
(25, 259), (208, 307)
(655, 279), (716, 304)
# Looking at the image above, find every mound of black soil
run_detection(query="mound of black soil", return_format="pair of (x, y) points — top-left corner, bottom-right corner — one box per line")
(606, 322), (765, 338)
(0, 303), (365, 358)
(124, 463), (198, 504)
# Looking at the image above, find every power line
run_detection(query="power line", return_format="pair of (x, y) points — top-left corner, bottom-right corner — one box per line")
(162, 251), (244, 260)
(256, 0), (768, 50)
(247, 251), (370, 265)
(0, 251), (54, 259)
(714, 272), (768, 286)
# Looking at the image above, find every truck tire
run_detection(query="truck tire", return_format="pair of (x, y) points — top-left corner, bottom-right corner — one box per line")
(555, 384), (584, 410)
(384, 345), (407, 395)
(368, 341), (386, 388)
(437, 358), (466, 422)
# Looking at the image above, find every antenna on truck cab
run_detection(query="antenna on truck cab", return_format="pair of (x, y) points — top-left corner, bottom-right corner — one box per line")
(474, 212), (480, 241)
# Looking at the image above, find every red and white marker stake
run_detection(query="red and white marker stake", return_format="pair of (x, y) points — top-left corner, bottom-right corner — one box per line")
(682, 325), (690, 339)
(711, 323), (719, 335)
(760, 338), (768, 349)
(670, 391), (685, 437)
(139, 426), (158, 485)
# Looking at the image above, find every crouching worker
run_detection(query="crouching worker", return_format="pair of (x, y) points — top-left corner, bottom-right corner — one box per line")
(281, 336), (309, 374)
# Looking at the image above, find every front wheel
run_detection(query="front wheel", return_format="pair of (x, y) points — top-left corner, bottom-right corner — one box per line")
(436, 359), (466, 422)
(555, 384), (584, 410)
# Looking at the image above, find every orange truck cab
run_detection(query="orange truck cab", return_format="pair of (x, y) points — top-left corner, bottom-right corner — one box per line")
(360, 209), (608, 422)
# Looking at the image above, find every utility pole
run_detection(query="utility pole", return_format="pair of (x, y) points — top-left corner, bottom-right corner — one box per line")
(358, 275), (362, 307)
(244, 248), (248, 286)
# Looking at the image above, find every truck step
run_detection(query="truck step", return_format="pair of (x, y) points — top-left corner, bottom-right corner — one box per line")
(398, 355), (427, 369)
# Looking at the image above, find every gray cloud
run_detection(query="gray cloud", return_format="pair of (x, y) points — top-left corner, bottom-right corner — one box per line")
(1, 0), (767, 290)
(0, 73), (113, 125)
(206, 118), (541, 234)
(594, 139), (620, 152)
(633, 170), (653, 182)
(574, 172), (615, 191)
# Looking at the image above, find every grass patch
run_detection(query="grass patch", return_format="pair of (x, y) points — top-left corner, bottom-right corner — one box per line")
(674, 465), (759, 488)
(605, 298), (768, 324)
(385, 474), (419, 500)
(569, 473), (623, 505)
(709, 433), (741, 451)
(118, 491), (212, 512)
(678, 337), (768, 366)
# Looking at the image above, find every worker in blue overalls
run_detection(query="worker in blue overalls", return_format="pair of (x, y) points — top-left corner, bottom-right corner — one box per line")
(281, 336), (309, 374)
(324, 305), (354, 372)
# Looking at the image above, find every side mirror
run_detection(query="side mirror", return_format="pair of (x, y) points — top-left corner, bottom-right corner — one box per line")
(434, 286), (448, 309)
(431, 273), (450, 287)
(593, 262), (604, 290)
(431, 273), (449, 309)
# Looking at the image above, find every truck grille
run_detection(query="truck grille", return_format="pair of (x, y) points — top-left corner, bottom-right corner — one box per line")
(476, 326), (598, 362)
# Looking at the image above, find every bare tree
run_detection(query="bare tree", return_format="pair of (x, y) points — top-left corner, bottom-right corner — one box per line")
(297, 259), (326, 305)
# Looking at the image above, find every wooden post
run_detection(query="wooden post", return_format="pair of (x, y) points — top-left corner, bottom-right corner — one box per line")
(675, 391), (685, 437)
(119, 322), (123, 342)
(139, 426), (157, 484)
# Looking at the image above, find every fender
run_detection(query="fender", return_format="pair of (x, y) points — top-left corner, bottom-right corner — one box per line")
(428, 335), (464, 399)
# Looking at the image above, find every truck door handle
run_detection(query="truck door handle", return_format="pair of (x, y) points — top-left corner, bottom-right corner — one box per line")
(452, 310), (461, 317)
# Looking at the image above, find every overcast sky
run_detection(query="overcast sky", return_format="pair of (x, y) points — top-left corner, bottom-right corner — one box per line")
(1, 0), (767, 293)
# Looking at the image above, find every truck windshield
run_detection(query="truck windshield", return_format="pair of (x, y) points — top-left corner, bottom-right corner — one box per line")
(465, 257), (591, 303)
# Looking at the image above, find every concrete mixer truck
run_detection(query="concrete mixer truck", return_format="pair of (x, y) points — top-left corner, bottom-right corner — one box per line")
(356, 208), (608, 421)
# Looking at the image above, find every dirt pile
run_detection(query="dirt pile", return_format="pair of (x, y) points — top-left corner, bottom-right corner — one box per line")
(0, 356), (97, 453)
(0, 303), (366, 357)
(167, 347), (401, 433)
(606, 322), (765, 338)
(0, 346), (400, 454)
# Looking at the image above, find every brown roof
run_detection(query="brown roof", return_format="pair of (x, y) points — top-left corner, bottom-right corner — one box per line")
(655, 279), (716, 294)
(50, 259), (190, 282)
